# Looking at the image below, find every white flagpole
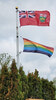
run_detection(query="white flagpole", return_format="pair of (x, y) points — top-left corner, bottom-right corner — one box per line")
(16, 7), (19, 68)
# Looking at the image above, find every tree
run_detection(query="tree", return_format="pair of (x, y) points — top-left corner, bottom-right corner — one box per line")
(0, 64), (9, 100)
(28, 69), (42, 99)
(19, 66), (29, 100)
(53, 77), (56, 100)
(42, 78), (55, 100)
(0, 55), (55, 100)
(8, 59), (22, 100)
(0, 53), (12, 67)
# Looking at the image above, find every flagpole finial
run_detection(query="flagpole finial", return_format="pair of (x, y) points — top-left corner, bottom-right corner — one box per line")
(16, 7), (18, 9)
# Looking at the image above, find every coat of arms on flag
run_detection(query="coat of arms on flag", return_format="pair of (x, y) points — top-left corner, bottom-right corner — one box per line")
(36, 11), (50, 26)
(39, 14), (47, 22)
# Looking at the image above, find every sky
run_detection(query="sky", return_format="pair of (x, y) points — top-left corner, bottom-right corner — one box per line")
(0, 0), (56, 81)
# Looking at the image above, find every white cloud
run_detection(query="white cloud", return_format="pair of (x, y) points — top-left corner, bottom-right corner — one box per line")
(0, 38), (16, 59)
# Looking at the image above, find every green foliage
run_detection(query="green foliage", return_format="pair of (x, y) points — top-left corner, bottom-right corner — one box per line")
(0, 56), (55, 100)
(0, 64), (9, 100)
(53, 77), (56, 99)
(42, 78), (55, 100)
(28, 69), (42, 99)
(19, 66), (29, 100)
(0, 53), (12, 66)
(9, 59), (21, 100)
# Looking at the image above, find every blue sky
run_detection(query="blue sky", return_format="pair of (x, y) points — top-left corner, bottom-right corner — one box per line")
(0, 0), (56, 81)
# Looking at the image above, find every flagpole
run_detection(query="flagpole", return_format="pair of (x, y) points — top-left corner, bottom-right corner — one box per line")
(16, 7), (19, 68)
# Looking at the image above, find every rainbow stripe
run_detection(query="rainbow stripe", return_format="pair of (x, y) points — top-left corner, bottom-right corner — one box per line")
(23, 38), (54, 57)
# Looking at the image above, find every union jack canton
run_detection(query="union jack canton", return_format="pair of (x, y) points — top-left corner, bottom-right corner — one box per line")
(19, 11), (36, 18)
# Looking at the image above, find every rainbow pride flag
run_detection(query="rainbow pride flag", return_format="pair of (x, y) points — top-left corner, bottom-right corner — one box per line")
(23, 38), (54, 57)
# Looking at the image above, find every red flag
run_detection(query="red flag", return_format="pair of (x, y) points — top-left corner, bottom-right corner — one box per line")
(19, 11), (38, 26)
(36, 11), (50, 26)
(19, 10), (50, 26)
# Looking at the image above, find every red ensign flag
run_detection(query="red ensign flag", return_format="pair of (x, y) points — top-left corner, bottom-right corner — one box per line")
(19, 10), (50, 26)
